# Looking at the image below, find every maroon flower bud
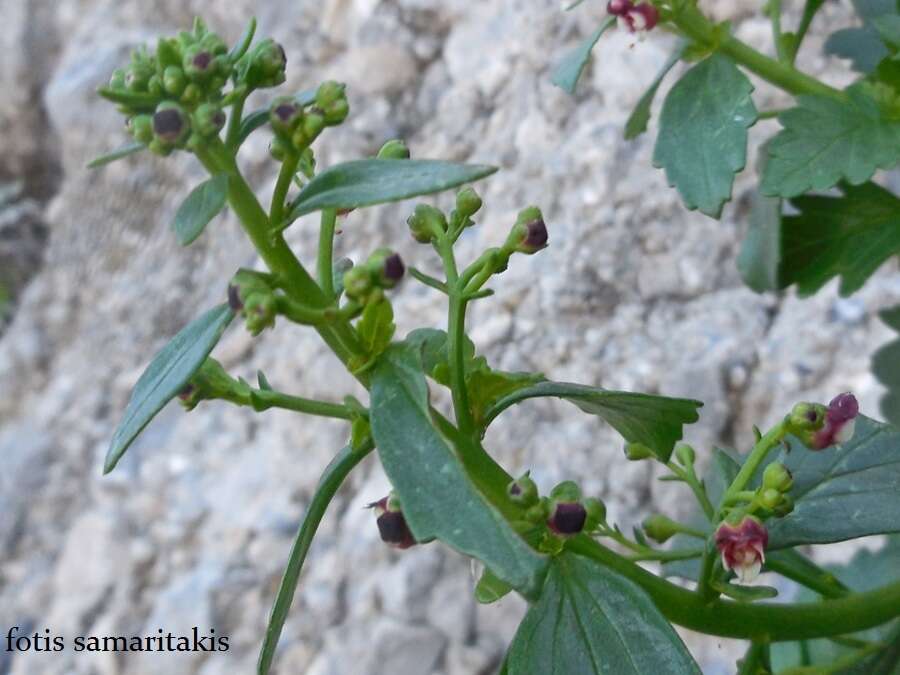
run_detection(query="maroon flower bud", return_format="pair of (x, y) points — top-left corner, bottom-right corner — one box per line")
(523, 218), (548, 250)
(627, 4), (659, 31)
(715, 517), (768, 584)
(227, 284), (243, 311)
(152, 103), (190, 146)
(607, 0), (634, 15)
(369, 497), (416, 549)
(547, 501), (587, 536)
(383, 253), (405, 284)
(812, 392), (859, 449)
(506, 206), (549, 255)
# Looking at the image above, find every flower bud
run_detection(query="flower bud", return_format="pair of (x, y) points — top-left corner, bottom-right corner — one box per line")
(624, 442), (654, 461)
(548, 501), (587, 536)
(269, 97), (302, 136)
(177, 357), (249, 411)
(315, 81), (349, 125)
(377, 139), (410, 160)
(525, 499), (550, 524)
(455, 187), (482, 219)
(762, 463), (793, 493)
(269, 136), (292, 162)
(627, 4), (659, 32)
(406, 204), (447, 243)
(674, 442), (696, 466)
(183, 44), (216, 81)
(549, 480), (582, 502)
(163, 66), (187, 97)
(342, 266), (374, 301)
(180, 83), (203, 106)
(369, 496), (417, 549)
(242, 39), (287, 89)
(759, 487), (783, 510)
(642, 514), (681, 544)
(773, 494), (794, 517)
(297, 111), (325, 146)
(109, 68), (127, 90)
(152, 102), (191, 147)
(128, 114), (154, 145)
(507, 473), (539, 506)
(125, 59), (154, 92)
(193, 103), (226, 137)
(607, 0), (633, 14)
(367, 248), (405, 289)
(811, 392), (859, 449)
(715, 517), (768, 584)
(505, 206), (548, 254)
(228, 269), (278, 336)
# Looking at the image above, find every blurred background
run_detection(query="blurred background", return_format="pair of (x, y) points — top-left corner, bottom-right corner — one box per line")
(0, 0), (897, 673)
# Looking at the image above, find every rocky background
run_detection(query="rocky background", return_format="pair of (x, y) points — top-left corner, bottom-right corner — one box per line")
(0, 0), (896, 673)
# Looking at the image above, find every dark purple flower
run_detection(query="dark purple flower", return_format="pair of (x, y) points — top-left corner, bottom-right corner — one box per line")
(383, 253), (405, 283)
(812, 392), (859, 449)
(152, 108), (186, 143)
(369, 497), (416, 549)
(715, 517), (768, 584)
(547, 502), (587, 536)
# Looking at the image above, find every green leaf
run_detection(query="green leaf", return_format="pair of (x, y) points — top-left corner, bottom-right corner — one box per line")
(403, 328), (478, 386)
(551, 17), (616, 95)
(475, 567), (513, 604)
(358, 297), (395, 360)
(104, 304), (234, 473)
(873, 306), (900, 426)
(504, 553), (700, 674)
(257, 440), (374, 675)
(874, 14), (900, 47)
(825, 28), (889, 73)
(777, 181), (900, 296)
(468, 368), (545, 429)
(96, 86), (158, 110)
(625, 43), (685, 141)
(766, 416), (900, 548)
(483, 381), (702, 463)
(653, 54), (758, 218)
(86, 142), (145, 169)
(737, 189), (782, 292)
(287, 159), (497, 221)
(761, 88), (900, 198)
(236, 88), (317, 147)
(171, 174), (229, 246)
(228, 16), (257, 62)
(370, 344), (548, 599)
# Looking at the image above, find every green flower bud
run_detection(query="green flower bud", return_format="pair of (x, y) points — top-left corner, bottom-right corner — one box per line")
(183, 44), (216, 81)
(299, 111), (325, 145)
(504, 206), (548, 254)
(406, 204), (447, 243)
(180, 83), (203, 106)
(549, 480), (582, 503)
(642, 514), (681, 544)
(156, 37), (183, 70)
(228, 269), (279, 336)
(583, 497), (607, 530)
(624, 442), (654, 461)
(269, 96), (303, 136)
(762, 462), (793, 493)
(177, 358), (250, 411)
(163, 66), (187, 96)
(674, 442), (696, 466)
(315, 81), (349, 125)
(147, 75), (164, 97)
(109, 68), (127, 90)
(787, 402), (827, 432)
(759, 487), (783, 510)
(242, 38), (287, 89)
(507, 473), (539, 506)
(773, 494), (795, 517)
(125, 59), (154, 91)
(128, 114), (154, 145)
(455, 186), (482, 219)
(269, 136), (292, 162)
(199, 32), (229, 57)
(377, 139), (410, 160)
(342, 266), (373, 301)
(152, 102), (191, 148)
(525, 499), (550, 524)
(193, 103), (226, 137)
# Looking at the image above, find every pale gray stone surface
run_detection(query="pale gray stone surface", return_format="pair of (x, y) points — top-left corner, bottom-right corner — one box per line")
(0, 1), (895, 674)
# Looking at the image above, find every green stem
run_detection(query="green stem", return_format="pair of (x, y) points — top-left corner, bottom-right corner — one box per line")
(671, 5), (844, 100)
(225, 93), (247, 151)
(628, 548), (703, 563)
(437, 238), (475, 436)
(719, 421), (787, 514)
(197, 142), (364, 368)
(568, 537), (900, 641)
(270, 151), (300, 229)
(317, 209), (337, 298)
(764, 555), (848, 600)
(766, 0), (787, 63)
(257, 440), (374, 675)
(789, 0), (826, 65)
(738, 641), (769, 675)
(250, 389), (354, 420)
(780, 641), (887, 675)
(667, 462), (715, 521)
